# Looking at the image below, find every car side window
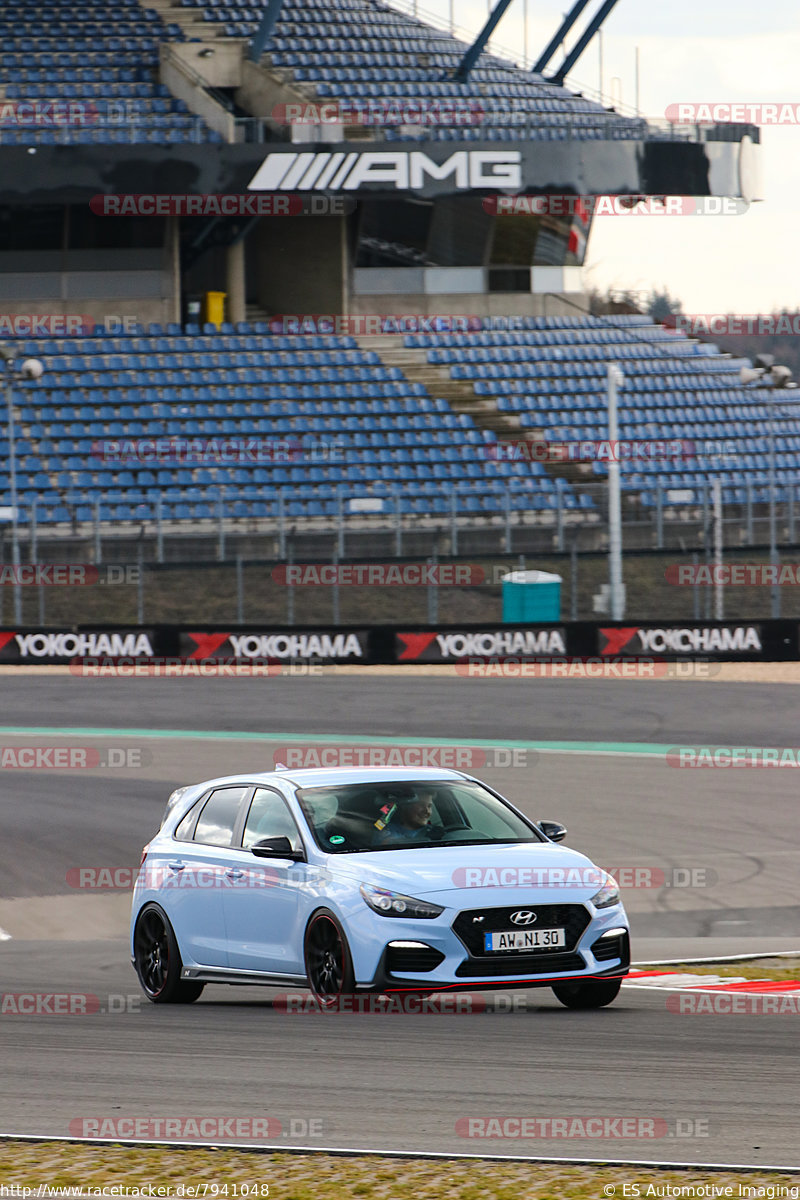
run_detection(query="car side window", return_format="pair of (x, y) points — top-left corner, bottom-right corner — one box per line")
(193, 786), (250, 848)
(242, 788), (302, 852)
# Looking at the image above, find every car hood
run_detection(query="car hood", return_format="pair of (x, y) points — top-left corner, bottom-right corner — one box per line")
(327, 841), (606, 899)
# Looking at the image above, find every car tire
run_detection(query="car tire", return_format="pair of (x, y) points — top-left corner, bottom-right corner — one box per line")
(551, 978), (622, 1010)
(304, 909), (355, 1010)
(133, 903), (205, 1005)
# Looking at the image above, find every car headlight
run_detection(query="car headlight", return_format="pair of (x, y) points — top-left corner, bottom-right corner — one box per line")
(589, 874), (620, 909)
(360, 884), (444, 919)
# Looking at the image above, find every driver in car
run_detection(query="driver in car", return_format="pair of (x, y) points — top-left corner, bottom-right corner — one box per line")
(373, 787), (435, 846)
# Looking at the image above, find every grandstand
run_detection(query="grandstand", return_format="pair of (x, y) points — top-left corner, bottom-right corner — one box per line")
(0, 0), (775, 544)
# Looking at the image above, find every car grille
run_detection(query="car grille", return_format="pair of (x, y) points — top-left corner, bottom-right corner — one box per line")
(452, 904), (591, 958)
(386, 945), (445, 974)
(591, 930), (630, 965)
(455, 951), (585, 978)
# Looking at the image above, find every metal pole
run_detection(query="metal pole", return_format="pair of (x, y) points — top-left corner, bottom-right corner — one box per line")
(427, 551), (438, 624)
(450, 489), (458, 557)
(556, 488), (564, 552)
(286, 545), (294, 626)
(94, 499), (101, 568)
(156, 494), (164, 563)
(769, 404), (779, 618)
(503, 486), (511, 553)
(217, 491), (225, 562)
(332, 549), (340, 625)
(278, 491), (286, 559)
(30, 499), (37, 566)
(6, 372), (22, 624)
(692, 551), (700, 620)
(712, 479), (723, 621)
(337, 488), (345, 558)
(570, 539), (578, 620)
(655, 482), (663, 549)
(635, 45), (640, 115)
(394, 489), (402, 557)
(136, 546), (144, 624)
(606, 363), (625, 619)
(236, 554), (243, 623)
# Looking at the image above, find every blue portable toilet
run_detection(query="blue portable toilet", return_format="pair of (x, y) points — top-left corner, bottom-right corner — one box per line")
(501, 570), (562, 623)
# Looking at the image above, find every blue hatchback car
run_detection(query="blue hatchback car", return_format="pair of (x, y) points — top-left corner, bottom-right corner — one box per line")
(131, 767), (630, 1009)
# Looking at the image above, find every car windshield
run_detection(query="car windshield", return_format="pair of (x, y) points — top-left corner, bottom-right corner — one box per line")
(295, 780), (543, 854)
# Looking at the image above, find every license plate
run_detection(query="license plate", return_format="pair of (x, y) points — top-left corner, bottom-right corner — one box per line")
(484, 927), (565, 952)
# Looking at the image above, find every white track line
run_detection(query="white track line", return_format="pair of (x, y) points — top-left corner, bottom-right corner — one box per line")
(0, 1134), (798, 1171)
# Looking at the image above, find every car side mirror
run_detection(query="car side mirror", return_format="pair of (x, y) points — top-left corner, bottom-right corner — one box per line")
(538, 820), (567, 842)
(251, 836), (305, 861)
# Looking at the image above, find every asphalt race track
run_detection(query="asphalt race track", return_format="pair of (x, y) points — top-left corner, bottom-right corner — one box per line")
(1, 676), (798, 1167)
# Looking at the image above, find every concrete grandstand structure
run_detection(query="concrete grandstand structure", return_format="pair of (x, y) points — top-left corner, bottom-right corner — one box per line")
(0, 0), (785, 539)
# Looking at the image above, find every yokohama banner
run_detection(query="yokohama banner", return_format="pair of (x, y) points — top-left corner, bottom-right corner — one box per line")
(179, 628), (369, 662)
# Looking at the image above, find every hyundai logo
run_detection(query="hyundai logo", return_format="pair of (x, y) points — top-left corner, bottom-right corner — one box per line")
(509, 910), (537, 926)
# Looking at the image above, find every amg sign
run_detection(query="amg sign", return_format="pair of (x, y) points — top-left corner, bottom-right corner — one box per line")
(248, 150), (522, 193)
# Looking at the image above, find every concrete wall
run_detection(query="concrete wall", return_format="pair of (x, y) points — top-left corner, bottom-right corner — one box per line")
(254, 215), (349, 314)
(160, 44), (237, 142)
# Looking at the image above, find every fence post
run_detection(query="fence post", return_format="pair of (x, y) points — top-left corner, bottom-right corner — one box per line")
(332, 549), (340, 625)
(394, 488), (402, 557)
(450, 490), (458, 557)
(236, 554), (243, 623)
(503, 487), (511, 553)
(570, 540), (578, 620)
(286, 546), (295, 626)
(556, 487), (564, 552)
(217, 492), (226, 562)
(278, 491), (286, 559)
(137, 546), (144, 624)
(790, 484), (796, 544)
(655, 482), (664, 549)
(337, 489), (345, 558)
(38, 573), (45, 625)
(30, 499), (37, 566)
(94, 497), (102, 565)
(156, 495), (164, 563)
(745, 480), (753, 544)
(427, 550), (438, 624)
(692, 551), (700, 620)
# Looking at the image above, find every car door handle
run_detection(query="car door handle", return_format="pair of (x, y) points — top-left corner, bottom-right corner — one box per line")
(167, 861), (185, 871)
(226, 869), (245, 880)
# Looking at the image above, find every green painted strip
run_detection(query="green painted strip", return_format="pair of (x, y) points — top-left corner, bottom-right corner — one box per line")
(0, 726), (684, 757)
